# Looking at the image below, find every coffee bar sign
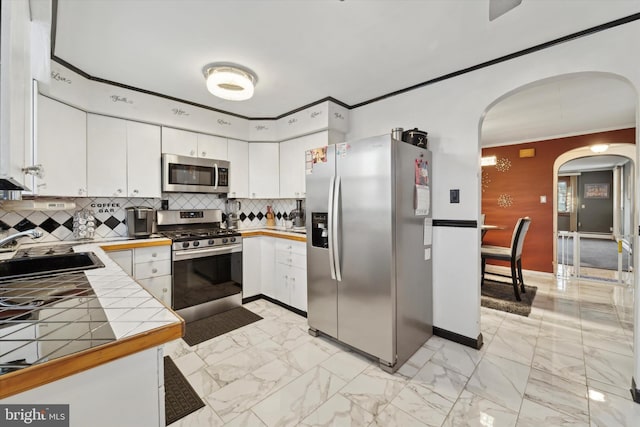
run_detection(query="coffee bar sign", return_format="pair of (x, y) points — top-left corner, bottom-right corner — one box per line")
(90, 203), (120, 213)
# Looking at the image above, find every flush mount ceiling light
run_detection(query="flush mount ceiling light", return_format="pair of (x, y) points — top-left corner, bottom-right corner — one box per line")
(590, 144), (609, 153)
(203, 63), (258, 101)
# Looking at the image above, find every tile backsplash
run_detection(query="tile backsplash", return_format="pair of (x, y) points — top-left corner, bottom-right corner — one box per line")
(0, 194), (301, 244)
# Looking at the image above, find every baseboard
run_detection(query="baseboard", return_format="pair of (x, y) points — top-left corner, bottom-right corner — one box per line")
(631, 377), (640, 404)
(433, 327), (483, 350)
(242, 294), (262, 304)
(242, 294), (308, 318)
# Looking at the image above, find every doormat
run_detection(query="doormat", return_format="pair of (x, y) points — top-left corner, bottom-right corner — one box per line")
(164, 356), (204, 425)
(182, 306), (263, 347)
(481, 280), (538, 317)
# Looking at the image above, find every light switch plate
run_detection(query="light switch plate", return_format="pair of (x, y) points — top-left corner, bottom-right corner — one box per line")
(450, 189), (460, 203)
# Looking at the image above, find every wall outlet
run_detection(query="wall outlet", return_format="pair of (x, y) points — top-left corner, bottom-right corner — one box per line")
(450, 189), (460, 203)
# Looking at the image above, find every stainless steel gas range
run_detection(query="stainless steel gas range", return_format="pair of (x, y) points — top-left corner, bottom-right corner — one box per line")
(157, 209), (242, 322)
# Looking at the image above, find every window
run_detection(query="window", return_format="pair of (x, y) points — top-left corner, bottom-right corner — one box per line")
(557, 179), (572, 213)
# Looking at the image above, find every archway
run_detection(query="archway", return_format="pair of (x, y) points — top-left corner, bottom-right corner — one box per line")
(479, 72), (636, 276)
(553, 145), (636, 283)
(478, 71), (639, 408)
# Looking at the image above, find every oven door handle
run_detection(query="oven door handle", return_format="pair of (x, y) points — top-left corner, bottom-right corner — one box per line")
(173, 244), (242, 260)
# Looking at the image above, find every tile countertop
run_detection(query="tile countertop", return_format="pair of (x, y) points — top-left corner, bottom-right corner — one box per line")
(0, 237), (184, 399)
(239, 226), (307, 242)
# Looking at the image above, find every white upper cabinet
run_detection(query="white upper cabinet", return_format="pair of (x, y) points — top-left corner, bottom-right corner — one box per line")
(196, 134), (227, 160)
(126, 121), (161, 198)
(249, 143), (279, 199)
(88, 114), (161, 198)
(161, 127), (197, 157)
(0, 0), (32, 191)
(161, 127), (227, 160)
(87, 115), (127, 197)
(35, 95), (87, 196)
(279, 131), (330, 198)
(227, 139), (249, 199)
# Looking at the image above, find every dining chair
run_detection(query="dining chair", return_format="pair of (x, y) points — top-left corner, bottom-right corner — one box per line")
(481, 217), (532, 301)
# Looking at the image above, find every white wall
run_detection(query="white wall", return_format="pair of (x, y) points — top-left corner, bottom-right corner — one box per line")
(346, 20), (640, 352)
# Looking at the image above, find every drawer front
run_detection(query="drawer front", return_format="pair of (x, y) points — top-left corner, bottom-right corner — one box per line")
(275, 240), (306, 255)
(134, 259), (171, 280)
(134, 246), (171, 263)
(275, 250), (306, 268)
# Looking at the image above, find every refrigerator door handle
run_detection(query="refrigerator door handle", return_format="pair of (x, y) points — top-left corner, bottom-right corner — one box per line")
(328, 176), (336, 280)
(333, 176), (342, 282)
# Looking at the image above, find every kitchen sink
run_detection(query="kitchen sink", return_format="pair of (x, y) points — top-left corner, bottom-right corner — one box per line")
(0, 252), (105, 282)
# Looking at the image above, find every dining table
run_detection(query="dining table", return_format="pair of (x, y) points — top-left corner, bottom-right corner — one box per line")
(481, 224), (504, 240)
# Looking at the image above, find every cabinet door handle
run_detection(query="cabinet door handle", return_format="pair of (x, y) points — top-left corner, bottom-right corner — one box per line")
(291, 277), (295, 282)
(132, 189), (139, 195)
(78, 188), (85, 195)
(152, 253), (157, 257)
(152, 268), (158, 274)
(163, 288), (167, 293)
(201, 151), (206, 157)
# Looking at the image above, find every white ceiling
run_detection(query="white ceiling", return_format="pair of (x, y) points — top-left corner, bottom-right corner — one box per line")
(54, 0), (639, 142)
(559, 155), (631, 174)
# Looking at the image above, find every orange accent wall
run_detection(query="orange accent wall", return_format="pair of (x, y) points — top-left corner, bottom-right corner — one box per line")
(481, 128), (636, 273)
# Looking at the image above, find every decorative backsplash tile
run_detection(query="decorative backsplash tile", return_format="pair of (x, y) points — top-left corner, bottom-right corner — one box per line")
(0, 194), (303, 244)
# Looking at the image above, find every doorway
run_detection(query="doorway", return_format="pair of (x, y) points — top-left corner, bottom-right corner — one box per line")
(554, 147), (635, 284)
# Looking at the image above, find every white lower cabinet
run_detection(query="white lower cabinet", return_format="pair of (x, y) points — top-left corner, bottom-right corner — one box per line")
(109, 249), (133, 276)
(4, 347), (164, 427)
(260, 237), (276, 299)
(275, 240), (307, 311)
(108, 245), (172, 306)
(242, 237), (261, 298)
(242, 236), (307, 312)
(137, 276), (172, 307)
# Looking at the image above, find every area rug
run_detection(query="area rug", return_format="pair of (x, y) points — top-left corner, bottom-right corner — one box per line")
(182, 306), (263, 347)
(164, 356), (204, 425)
(481, 280), (538, 317)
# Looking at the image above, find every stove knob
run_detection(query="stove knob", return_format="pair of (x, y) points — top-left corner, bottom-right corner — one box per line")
(222, 238), (228, 243)
(230, 237), (236, 242)
(182, 242), (190, 249)
(208, 239), (215, 245)
(193, 241), (200, 247)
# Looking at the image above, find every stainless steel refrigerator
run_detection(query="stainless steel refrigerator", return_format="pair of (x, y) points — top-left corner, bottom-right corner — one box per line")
(305, 132), (433, 372)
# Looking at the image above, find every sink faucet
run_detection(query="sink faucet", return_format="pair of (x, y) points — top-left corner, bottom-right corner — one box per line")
(0, 229), (43, 248)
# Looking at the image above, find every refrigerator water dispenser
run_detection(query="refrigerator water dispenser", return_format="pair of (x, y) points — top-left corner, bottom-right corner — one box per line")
(311, 213), (328, 248)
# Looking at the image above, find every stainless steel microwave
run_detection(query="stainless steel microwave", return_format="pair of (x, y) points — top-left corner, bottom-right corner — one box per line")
(162, 154), (230, 193)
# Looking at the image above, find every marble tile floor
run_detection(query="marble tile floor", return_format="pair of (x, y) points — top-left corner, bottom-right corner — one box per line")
(164, 272), (639, 426)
